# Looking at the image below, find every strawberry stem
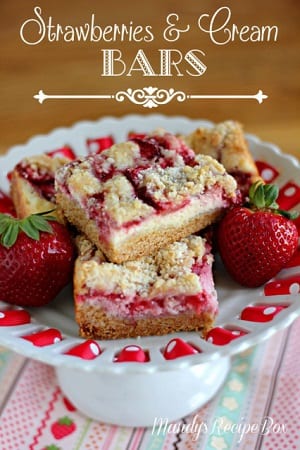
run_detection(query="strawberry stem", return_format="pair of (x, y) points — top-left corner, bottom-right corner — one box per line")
(248, 181), (299, 219)
(0, 210), (57, 248)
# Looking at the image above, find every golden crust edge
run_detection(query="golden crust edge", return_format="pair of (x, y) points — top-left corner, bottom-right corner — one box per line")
(75, 302), (215, 340)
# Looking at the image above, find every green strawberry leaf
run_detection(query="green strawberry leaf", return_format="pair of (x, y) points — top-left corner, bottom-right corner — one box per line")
(254, 183), (265, 208)
(1, 222), (19, 247)
(30, 215), (54, 233)
(0, 210), (57, 248)
(263, 184), (279, 208)
(20, 217), (41, 240)
(249, 181), (299, 219)
(278, 209), (299, 220)
(0, 215), (12, 234)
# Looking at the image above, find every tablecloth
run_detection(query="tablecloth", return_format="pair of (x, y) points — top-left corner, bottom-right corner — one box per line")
(0, 317), (299, 450)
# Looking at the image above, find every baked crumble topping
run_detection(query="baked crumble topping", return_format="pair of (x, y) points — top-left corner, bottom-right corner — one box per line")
(56, 134), (237, 229)
(17, 154), (70, 177)
(182, 121), (261, 192)
(15, 154), (70, 202)
(76, 234), (209, 299)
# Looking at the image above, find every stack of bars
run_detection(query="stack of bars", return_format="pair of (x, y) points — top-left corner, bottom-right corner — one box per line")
(10, 121), (260, 340)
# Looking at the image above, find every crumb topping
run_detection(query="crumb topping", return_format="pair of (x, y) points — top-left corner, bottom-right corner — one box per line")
(184, 120), (260, 179)
(77, 235), (208, 298)
(18, 154), (70, 175)
(68, 170), (102, 197)
(134, 155), (234, 207)
(102, 175), (154, 225)
(56, 134), (237, 232)
(16, 154), (71, 202)
(104, 142), (140, 169)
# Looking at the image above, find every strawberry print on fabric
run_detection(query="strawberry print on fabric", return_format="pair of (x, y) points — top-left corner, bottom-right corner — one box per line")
(41, 445), (61, 450)
(51, 416), (76, 440)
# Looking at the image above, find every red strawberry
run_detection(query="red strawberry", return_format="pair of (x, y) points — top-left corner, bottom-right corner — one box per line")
(217, 182), (298, 287)
(51, 416), (76, 440)
(0, 211), (75, 306)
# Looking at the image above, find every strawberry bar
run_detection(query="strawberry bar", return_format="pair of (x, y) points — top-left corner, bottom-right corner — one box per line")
(55, 133), (237, 263)
(10, 151), (74, 222)
(74, 234), (218, 339)
(183, 121), (261, 197)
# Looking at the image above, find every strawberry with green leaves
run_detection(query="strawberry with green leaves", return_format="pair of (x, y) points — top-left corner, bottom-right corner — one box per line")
(0, 211), (75, 306)
(218, 181), (299, 287)
(51, 416), (76, 440)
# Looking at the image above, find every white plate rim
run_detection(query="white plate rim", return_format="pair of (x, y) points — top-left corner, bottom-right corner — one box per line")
(0, 113), (299, 374)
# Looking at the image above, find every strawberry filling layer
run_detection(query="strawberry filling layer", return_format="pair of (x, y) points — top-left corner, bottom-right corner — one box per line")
(229, 170), (253, 197)
(87, 185), (231, 244)
(77, 255), (217, 319)
(16, 163), (56, 202)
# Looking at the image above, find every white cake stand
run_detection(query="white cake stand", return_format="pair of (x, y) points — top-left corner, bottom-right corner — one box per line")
(0, 115), (299, 426)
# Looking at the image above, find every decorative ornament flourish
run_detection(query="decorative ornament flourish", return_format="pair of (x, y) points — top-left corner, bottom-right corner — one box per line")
(114, 87), (186, 108)
(33, 88), (268, 106)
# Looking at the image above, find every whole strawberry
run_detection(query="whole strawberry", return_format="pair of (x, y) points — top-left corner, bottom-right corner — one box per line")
(0, 211), (75, 306)
(218, 182), (298, 287)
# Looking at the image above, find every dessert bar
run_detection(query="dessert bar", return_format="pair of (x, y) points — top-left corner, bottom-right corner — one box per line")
(183, 121), (261, 196)
(10, 153), (72, 222)
(74, 234), (218, 339)
(55, 133), (238, 263)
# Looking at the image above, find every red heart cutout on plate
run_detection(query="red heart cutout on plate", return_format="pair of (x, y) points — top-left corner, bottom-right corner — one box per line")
(206, 327), (247, 345)
(86, 136), (114, 154)
(163, 338), (198, 360)
(22, 328), (62, 347)
(65, 340), (101, 360)
(115, 345), (148, 363)
(0, 309), (31, 326)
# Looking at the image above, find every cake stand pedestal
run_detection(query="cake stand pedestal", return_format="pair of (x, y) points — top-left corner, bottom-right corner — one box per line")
(56, 356), (230, 427)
